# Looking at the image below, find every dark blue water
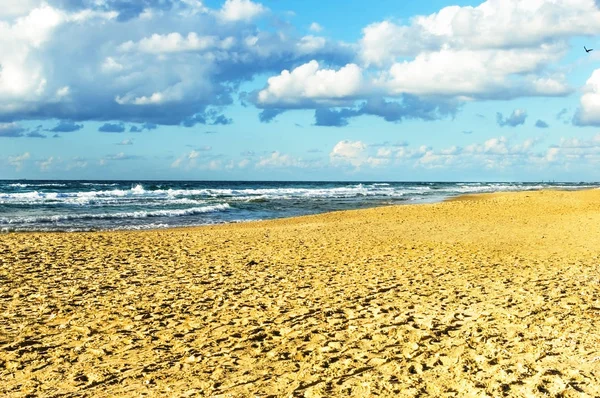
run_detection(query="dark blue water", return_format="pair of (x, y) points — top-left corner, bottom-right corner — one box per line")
(0, 180), (597, 232)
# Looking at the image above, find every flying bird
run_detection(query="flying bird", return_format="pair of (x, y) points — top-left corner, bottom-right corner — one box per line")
(585, 46), (593, 53)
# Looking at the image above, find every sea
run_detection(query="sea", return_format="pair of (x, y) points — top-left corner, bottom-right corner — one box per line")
(0, 180), (597, 232)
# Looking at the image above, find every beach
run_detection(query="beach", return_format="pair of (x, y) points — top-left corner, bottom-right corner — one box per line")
(1, 189), (600, 396)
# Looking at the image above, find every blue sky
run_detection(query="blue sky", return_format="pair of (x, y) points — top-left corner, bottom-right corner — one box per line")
(2, 0), (600, 181)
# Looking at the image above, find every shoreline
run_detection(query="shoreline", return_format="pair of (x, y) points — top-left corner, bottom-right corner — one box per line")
(2, 189), (600, 396)
(3, 186), (599, 235)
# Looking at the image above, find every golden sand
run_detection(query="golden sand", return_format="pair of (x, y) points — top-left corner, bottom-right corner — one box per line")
(1, 189), (600, 397)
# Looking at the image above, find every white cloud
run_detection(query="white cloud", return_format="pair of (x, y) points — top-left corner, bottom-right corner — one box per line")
(56, 86), (70, 98)
(0, 4), (117, 115)
(497, 108), (528, 127)
(119, 33), (226, 54)
(171, 150), (205, 169)
(206, 160), (221, 170)
(0, 122), (25, 137)
(218, 0), (266, 22)
(411, 136), (544, 170)
(575, 69), (600, 126)
(343, 0), (599, 108)
(37, 156), (54, 171)
(115, 82), (188, 105)
(329, 137), (554, 171)
(296, 35), (326, 54)
(258, 0), (579, 114)
(0, 0), (355, 126)
(170, 158), (183, 168)
(0, 0), (42, 19)
(66, 158), (88, 170)
(361, 0), (600, 66)
(329, 140), (387, 168)
(542, 134), (600, 165)
(0, 0), (595, 130)
(382, 46), (569, 99)
(558, 134), (600, 149)
(0, 5), (63, 106)
(101, 57), (124, 73)
(309, 22), (323, 33)
(257, 151), (304, 168)
(545, 147), (560, 163)
(257, 61), (364, 105)
(360, 21), (416, 67)
(7, 152), (30, 171)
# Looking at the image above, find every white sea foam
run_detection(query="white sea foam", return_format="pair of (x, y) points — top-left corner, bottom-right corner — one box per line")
(7, 183), (67, 188)
(2, 183), (598, 207)
(0, 204), (230, 224)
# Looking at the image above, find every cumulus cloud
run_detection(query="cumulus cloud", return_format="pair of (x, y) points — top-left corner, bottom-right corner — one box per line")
(118, 33), (228, 54)
(0, 1), (353, 128)
(253, 0), (580, 125)
(67, 157), (88, 170)
(257, 61), (364, 106)
(496, 109), (527, 127)
(105, 152), (141, 161)
(360, 0), (600, 66)
(313, 96), (456, 126)
(535, 119), (549, 128)
(0, 4), (117, 119)
(382, 47), (569, 100)
(48, 120), (83, 132)
(329, 140), (388, 168)
(181, 110), (233, 127)
(171, 149), (204, 169)
(574, 69), (600, 126)
(99, 122), (126, 133)
(257, 151), (306, 168)
(258, 109), (284, 123)
(0, 0), (596, 130)
(26, 129), (47, 138)
(0, 0), (41, 19)
(544, 134), (600, 165)
(218, 0), (267, 22)
(0, 122), (26, 137)
(117, 139), (133, 145)
(323, 136), (561, 172)
(314, 108), (360, 127)
(37, 156), (55, 171)
(8, 152), (30, 171)
(309, 22), (323, 33)
(129, 123), (157, 133)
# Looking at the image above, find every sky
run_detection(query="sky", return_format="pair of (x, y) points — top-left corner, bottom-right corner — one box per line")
(2, 0), (600, 181)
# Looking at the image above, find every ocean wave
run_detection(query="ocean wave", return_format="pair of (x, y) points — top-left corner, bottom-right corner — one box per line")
(80, 182), (119, 186)
(2, 183), (598, 206)
(0, 217), (264, 233)
(0, 184), (409, 202)
(7, 183), (67, 188)
(0, 203), (231, 225)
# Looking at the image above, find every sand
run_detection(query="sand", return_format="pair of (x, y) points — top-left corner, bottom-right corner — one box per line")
(1, 189), (600, 397)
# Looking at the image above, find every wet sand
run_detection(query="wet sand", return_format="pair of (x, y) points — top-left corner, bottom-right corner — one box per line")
(1, 189), (600, 397)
